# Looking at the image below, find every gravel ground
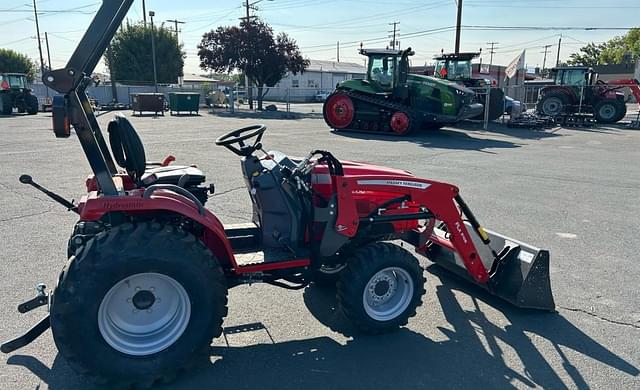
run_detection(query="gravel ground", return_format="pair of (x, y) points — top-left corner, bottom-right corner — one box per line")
(0, 110), (638, 389)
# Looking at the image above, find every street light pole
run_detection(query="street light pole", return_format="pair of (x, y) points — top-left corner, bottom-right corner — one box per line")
(149, 11), (158, 93)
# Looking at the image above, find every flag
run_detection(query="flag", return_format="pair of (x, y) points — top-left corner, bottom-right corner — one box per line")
(505, 50), (525, 79)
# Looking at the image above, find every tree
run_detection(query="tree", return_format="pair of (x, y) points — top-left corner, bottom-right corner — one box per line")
(567, 28), (640, 66)
(197, 19), (309, 110)
(567, 43), (603, 67)
(0, 48), (36, 81)
(105, 22), (184, 85)
(599, 28), (640, 65)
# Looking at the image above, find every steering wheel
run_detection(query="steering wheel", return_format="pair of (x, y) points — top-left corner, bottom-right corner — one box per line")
(215, 124), (266, 156)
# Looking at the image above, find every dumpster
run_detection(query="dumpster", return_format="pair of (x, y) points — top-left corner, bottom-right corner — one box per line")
(168, 92), (200, 115)
(131, 93), (165, 116)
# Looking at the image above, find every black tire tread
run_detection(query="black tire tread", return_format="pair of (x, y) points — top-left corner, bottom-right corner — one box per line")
(336, 242), (425, 334)
(537, 90), (569, 116)
(51, 221), (228, 389)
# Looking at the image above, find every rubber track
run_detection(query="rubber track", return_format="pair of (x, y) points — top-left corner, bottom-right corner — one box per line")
(333, 90), (416, 136)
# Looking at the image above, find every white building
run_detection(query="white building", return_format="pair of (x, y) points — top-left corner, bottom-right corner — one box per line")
(264, 60), (366, 102)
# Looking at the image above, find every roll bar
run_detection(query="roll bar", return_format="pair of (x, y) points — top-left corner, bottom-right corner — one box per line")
(42, 0), (134, 196)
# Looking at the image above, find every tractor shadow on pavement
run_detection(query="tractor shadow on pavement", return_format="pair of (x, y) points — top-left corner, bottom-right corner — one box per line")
(331, 125), (561, 153)
(7, 268), (638, 390)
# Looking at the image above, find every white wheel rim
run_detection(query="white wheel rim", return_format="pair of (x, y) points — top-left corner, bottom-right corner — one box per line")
(542, 97), (563, 115)
(98, 272), (191, 356)
(362, 267), (414, 321)
(599, 104), (615, 120)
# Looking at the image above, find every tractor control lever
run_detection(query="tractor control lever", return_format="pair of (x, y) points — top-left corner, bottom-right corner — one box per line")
(19, 175), (79, 214)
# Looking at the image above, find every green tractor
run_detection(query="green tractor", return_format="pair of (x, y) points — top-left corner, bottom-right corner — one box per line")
(323, 48), (483, 135)
(433, 52), (522, 121)
(0, 73), (39, 115)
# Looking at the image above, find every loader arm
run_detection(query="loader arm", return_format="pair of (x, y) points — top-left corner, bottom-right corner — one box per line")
(333, 175), (491, 283)
(331, 173), (554, 310)
(603, 79), (640, 106)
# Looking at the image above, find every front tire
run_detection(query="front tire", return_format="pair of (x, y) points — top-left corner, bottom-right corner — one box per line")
(311, 263), (348, 287)
(51, 222), (228, 388)
(337, 243), (425, 333)
(594, 99), (626, 123)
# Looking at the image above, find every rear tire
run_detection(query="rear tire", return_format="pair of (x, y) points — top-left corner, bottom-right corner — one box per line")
(537, 91), (568, 117)
(337, 242), (425, 334)
(51, 222), (228, 388)
(593, 99), (626, 123)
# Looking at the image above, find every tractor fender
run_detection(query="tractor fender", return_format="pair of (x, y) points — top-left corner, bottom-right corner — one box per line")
(77, 190), (237, 270)
(541, 86), (578, 105)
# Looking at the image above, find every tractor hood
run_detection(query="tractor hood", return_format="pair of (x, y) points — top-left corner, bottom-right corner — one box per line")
(409, 73), (476, 95)
(313, 159), (415, 179)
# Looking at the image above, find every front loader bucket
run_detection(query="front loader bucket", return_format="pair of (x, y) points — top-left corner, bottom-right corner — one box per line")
(427, 223), (555, 311)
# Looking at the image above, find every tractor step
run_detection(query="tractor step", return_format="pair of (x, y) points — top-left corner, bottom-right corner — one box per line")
(234, 248), (311, 272)
(225, 223), (261, 251)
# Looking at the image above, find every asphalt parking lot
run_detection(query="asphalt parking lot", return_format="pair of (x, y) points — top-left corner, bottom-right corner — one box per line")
(0, 111), (639, 389)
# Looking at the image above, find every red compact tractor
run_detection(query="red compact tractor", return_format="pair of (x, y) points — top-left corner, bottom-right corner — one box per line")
(1, 1), (555, 388)
(537, 66), (640, 123)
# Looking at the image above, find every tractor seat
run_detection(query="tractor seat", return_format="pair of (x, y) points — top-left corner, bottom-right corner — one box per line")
(107, 115), (206, 188)
(141, 165), (205, 187)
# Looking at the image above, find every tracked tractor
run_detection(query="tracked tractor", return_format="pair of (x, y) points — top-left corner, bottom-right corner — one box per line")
(0, 73), (39, 115)
(2, 1), (554, 388)
(323, 48), (484, 135)
(433, 52), (523, 121)
(536, 66), (640, 123)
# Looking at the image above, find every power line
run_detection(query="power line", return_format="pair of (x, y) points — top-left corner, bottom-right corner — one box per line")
(166, 19), (186, 43)
(540, 44), (553, 70)
(388, 21), (400, 50)
(486, 41), (499, 66)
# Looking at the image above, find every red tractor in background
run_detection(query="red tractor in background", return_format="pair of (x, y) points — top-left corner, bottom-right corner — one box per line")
(536, 66), (640, 123)
(2, 1), (554, 388)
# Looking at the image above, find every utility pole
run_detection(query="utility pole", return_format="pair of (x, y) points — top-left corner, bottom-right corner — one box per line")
(454, 0), (463, 54)
(166, 19), (185, 42)
(337, 41), (340, 62)
(388, 21), (400, 50)
(149, 11), (158, 93)
(486, 42), (499, 67)
(541, 44), (553, 71)
(142, 0), (147, 27)
(32, 0), (45, 78)
(44, 32), (52, 70)
(555, 35), (562, 67)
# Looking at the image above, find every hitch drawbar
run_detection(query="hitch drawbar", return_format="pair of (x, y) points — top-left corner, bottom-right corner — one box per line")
(1, 284), (51, 354)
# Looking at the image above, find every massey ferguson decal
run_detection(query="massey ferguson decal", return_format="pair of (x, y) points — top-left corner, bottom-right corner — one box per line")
(357, 179), (431, 189)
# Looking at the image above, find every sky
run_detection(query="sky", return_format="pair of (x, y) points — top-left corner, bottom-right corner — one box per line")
(1, 0), (639, 76)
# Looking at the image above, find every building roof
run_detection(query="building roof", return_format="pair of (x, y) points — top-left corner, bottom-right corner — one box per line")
(307, 60), (366, 74)
(593, 63), (637, 75)
(182, 73), (217, 83)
